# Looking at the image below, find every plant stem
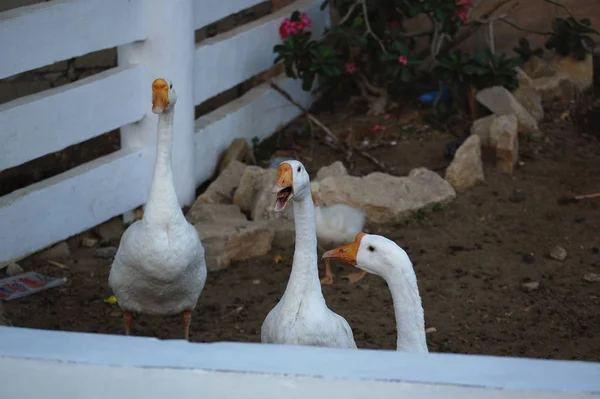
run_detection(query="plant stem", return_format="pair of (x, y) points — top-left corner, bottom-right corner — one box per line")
(360, 0), (388, 54)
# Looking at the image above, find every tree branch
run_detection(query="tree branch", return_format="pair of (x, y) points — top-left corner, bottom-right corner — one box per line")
(360, 0), (388, 53)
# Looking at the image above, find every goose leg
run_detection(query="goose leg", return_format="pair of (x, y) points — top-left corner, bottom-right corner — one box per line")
(123, 311), (133, 336)
(182, 311), (192, 340)
(320, 258), (335, 285)
(342, 270), (368, 284)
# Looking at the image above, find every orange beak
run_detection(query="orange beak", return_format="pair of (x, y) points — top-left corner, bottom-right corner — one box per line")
(322, 232), (366, 265)
(272, 163), (293, 193)
(152, 78), (170, 114)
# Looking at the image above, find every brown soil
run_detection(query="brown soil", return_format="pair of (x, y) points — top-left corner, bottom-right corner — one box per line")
(4, 105), (600, 362)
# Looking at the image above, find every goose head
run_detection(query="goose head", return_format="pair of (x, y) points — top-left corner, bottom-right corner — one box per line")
(152, 78), (177, 114)
(272, 160), (310, 212)
(322, 232), (410, 279)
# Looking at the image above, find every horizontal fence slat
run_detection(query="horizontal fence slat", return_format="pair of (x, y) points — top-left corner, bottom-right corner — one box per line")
(0, 0), (147, 79)
(193, 0), (328, 106)
(193, 0), (266, 31)
(194, 75), (312, 184)
(0, 149), (152, 263)
(0, 66), (146, 171)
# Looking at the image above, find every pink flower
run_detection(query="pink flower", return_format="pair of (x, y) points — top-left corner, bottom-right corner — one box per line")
(299, 13), (312, 29)
(370, 124), (387, 132)
(455, 8), (469, 23)
(398, 55), (408, 65)
(345, 62), (357, 75)
(279, 18), (292, 38)
(455, 0), (473, 23)
(456, 0), (473, 6)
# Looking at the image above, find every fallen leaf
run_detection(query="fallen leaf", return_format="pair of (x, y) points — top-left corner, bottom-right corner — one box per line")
(425, 327), (437, 334)
(273, 255), (284, 263)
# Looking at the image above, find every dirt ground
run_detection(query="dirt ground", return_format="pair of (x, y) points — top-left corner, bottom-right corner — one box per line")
(3, 100), (600, 362)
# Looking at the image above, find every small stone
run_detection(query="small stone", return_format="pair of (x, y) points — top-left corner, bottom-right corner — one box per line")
(39, 241), (71, 261)
(195, 221), (274, 271)
(315, 161), (348, 182)
(549, 245), (567, 261)
(195, 160), (246, 205)
(476, 86), (539, 135)
(6, 263), (24, 276)
(496, 120), (519, 174)
(95, 246), (118, 260)
(218, 138), (255, 174)
(95, 217), (125, 245)
(186, 203), (247, 225)
(445, 135), (485, 190)
(521, 281), (540, 292)
(522, 56), (556, 79)
(490, 114), (518, 148)
(425, 327), (437, 334)
(552, 54), (593, 91)
(81, 237), (99, 248)
(513, 86), (543, 122)
(470, 115), (497, 146)
(583, 273), (600, 283)
(531, 73), (575, 102)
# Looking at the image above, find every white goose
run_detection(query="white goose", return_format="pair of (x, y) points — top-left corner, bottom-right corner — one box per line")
(323, 233), (428, 352)
(108, 78), (207, 340)
(261, 160), (356, 348)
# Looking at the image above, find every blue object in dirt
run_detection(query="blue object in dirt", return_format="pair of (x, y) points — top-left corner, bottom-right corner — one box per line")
(418, 85), (452, 106)
(269, 156), (294, 169)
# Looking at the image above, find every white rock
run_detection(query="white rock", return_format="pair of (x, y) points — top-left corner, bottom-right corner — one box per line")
(186, 203), (247, 225)
(6, 262), (24, 276)
(513, 86), (543, 122)
(552, 54), (593, 91)
(531, 73), (575, 102)
(315, 161), (348, 181)
(195, 220), (274, 271)
(583, 273), (600, 283)
(470, 115), (497, 146)
(490, 114), (518, 148)
(521, 281), (540, 292)
(445, 135), (485, 190)
(232, 166), (263, 213)
(523, 56), (556, 79)
(195, 160), (246, 204)
(496, 119), (519, 174)
(549, 245), (567, 261)
(476, 86), (539, 135)
(38, 242), (71, 261)
(319, 168), (456, 225)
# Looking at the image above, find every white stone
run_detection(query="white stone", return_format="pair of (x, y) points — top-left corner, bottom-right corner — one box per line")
(186, 203), (247, 225)
(470, 115), (497, 146)
(476, 86), (539, 135)
(195, 160), (246, 205)
(445, 135), (485, 190)
(315, 161), (348, 182)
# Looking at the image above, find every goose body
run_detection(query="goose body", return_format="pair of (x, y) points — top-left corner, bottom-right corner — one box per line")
(109, 78), (206, 338)
(324, 233), (427, 352)
(261, 161), (356, 348)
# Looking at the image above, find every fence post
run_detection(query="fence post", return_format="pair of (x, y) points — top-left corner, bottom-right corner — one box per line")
(117, 0), (196, 207)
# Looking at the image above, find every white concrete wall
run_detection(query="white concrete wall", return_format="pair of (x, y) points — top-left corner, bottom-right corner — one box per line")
(0, 0), (329, 263)
(0, 326), (599, 398)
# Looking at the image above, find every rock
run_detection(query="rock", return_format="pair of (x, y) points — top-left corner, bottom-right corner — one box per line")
(315, 161), (348, 182)
(186, 203), (247, 225)
(583, 273), (600, 283)
(476, 86), (539, 135)
(552, 54), (593, 91)
(513, 86), (543, 122)
(195, 220), (274, 271)
(490, 114), (518, 148)
(549, 245), (567, 261)
(251, 169), (294, 221)
(521, 281), (540, 292)
(6, 262), (24, 276)
(319, 168), (456, 225)
(95, 246), (118, 260)
(515, 66), (533, 87)
(80, 237), (99, 248)
(522, 56), (556, 79)
(39, 242), (71, 261)
(269, 220), (296, 249)
(496, 120), (519, 174)
(195, 160), (246, 205)
(531, 73), (575, 102)
(470, 115), (497, 146)
(218, 138), (255, 174)
(232, 166), (263, 213)
(425, 327), (437, 334)
(95, 217), (125, 245)
(445, 135), (485, 190)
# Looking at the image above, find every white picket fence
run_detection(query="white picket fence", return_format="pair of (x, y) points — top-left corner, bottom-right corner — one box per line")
(0, 0), (328, 263)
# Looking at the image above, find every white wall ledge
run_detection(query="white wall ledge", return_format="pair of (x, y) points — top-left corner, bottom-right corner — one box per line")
(0, 326), (599, 398)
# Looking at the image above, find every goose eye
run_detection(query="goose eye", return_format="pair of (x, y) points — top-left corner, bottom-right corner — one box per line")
(368, 246), (375, 252)
(169, 83), (173, 89)
(297, 166), (301, 172)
